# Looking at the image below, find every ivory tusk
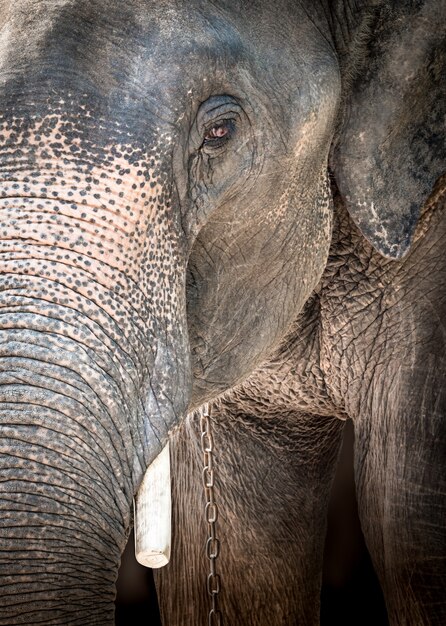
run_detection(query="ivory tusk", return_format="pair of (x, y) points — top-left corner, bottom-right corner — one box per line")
(134, 443), (171, 568)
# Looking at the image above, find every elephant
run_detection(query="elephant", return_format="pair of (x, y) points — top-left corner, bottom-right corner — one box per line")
(0, 0), (444, 624)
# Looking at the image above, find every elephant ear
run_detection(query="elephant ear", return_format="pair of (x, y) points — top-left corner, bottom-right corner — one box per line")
(332, 1), (445, 259)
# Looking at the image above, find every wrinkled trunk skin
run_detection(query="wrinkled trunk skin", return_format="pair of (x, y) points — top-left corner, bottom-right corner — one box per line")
(0, 322), (132, 623)
(0, 93), (191, 623)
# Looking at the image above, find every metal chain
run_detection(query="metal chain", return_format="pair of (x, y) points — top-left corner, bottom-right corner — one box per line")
(200, 403), (223, 626)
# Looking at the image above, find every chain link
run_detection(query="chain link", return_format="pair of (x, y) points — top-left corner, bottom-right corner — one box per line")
(200, 404), (223, 626)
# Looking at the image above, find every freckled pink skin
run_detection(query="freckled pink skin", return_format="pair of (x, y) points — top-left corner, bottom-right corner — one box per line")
(0, 99), (191, 623)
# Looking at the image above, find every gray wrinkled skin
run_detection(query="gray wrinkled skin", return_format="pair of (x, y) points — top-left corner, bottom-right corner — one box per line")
(0, 0), (444, 624)
(159, 178), (446, 625)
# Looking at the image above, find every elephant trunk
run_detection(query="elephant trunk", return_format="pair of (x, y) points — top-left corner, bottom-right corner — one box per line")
(0, 310), (125, 621)
(0, 339), (127, 622)
(0, 282), (188, 623)
(0, 105), (191, 622)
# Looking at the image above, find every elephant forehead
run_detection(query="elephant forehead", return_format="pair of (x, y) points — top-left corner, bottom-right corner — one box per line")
(0, 0), (339, 119)
(0, 0), (246, 102)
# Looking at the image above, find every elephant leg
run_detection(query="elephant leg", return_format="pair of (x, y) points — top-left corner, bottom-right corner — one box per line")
(353, 365), (446, 626)
(347, 194), (446, 626)
(155, 405), (345, 626)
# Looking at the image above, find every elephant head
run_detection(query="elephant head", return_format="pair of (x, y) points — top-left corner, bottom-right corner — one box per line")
(0, 0), (443, 623)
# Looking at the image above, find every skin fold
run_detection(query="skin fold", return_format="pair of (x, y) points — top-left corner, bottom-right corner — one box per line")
(0, 0), (444, 624)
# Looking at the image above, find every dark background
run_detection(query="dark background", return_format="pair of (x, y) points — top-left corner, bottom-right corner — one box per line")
(115, 420), (389, 625)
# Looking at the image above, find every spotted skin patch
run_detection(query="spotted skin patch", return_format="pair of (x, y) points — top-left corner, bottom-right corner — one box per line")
(0, 94), (192, 621)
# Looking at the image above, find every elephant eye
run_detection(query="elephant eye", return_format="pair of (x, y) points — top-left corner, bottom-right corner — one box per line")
(202, 119), (235, 149)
